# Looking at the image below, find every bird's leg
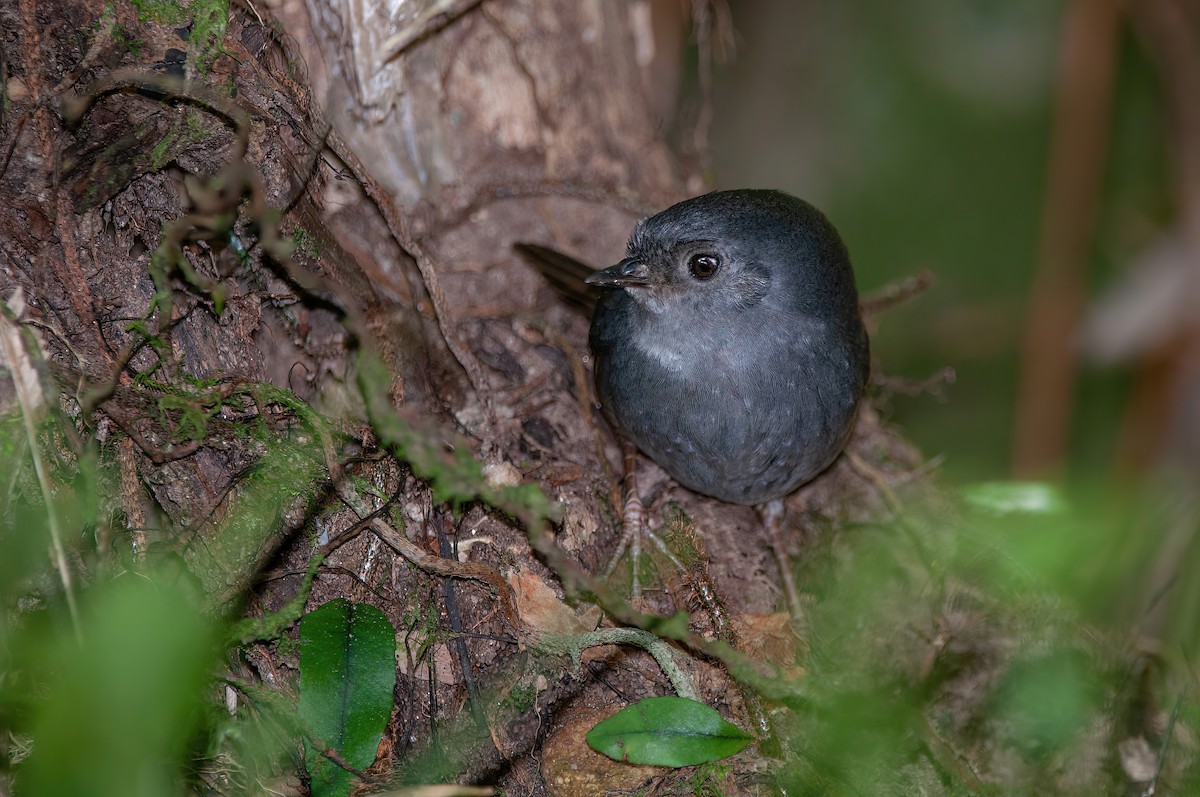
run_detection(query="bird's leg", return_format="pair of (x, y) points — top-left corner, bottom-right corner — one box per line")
(759, 498), (804, 625)
(602, 444), (726, 613)
(603, 441), (650, 596)
(603, 441), (648, 594)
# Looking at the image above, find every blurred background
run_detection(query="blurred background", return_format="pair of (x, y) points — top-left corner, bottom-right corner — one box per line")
(1, 3), (1195, 792)
(689, 0), (1187, 488)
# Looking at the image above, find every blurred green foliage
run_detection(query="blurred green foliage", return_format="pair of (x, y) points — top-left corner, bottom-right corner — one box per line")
(774, 487), (1200, 795)
(0, 409), (307, 796)
(15, 576), (215, 797)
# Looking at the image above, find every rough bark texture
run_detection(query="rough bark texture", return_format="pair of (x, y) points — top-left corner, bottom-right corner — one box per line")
(0, 1), (923, 793)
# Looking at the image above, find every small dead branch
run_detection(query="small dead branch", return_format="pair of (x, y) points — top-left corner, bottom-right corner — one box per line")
(333, 476), (524, 635)
(860, 269), (936, 317)
(873, 367), (957, 398)
(380, 0), (486, 65)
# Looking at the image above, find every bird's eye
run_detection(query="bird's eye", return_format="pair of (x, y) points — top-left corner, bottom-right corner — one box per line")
(688, 253), (720, 280)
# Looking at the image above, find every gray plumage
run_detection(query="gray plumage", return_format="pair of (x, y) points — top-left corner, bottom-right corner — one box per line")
(586, 189), (869, 505)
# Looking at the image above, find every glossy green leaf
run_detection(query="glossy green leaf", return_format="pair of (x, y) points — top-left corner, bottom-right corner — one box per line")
(299, 599), (397, 797)
(586, 696), (753, 767)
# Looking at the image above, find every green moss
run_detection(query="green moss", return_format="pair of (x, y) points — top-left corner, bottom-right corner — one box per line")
(289, 226), (321, 259)
(388, 505), (408, 533)
(127, 0), (186, 22)
(111, 20), (144, 57)
(501, 681), (537, 713)
(275, 634), (300, 661)
(155, 382), (228, 443)
(148, 134), (174, 171)
(689, 761), (738, 797)
(185, 109), (206, 137)
(126, 0), (229, 73)
(232, 554), (322, 645)
(660, 502), (704, 569)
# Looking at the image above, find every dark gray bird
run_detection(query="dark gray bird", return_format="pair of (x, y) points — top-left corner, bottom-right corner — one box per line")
(520, 189), (869, 615)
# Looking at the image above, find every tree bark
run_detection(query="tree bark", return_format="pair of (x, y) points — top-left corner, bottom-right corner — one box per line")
(0, 0), (912, 790)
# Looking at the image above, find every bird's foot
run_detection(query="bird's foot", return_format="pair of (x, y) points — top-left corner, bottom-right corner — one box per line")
(603, 488), (652, 597)
(602, 441), (655, 598)
(603, 443), (715, 617)
(602, 473), (698, 600)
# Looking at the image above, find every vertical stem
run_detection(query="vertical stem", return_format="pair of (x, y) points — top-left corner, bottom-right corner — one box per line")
(0, 313), (82, 645)
(1012, 0), (1124, 478)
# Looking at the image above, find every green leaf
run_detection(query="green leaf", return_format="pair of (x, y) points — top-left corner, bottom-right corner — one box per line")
(299, 599), (397, 797)
(586, 696), (753, 767)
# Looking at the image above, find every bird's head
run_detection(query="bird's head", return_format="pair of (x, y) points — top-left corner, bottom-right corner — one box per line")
(586, 189), (856, 322)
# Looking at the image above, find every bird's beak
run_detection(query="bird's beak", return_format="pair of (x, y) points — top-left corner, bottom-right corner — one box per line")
(585, 257), (651, 288)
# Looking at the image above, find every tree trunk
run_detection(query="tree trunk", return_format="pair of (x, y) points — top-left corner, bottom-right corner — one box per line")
(0, 0), (912, 791)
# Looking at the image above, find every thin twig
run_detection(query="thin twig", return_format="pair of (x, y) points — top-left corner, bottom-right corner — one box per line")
(873, 367), (956, 398)
(333, 478), (524, 634)
(379, 0), (485, 65)
(437, 513), (484, 726)
(859, 269), (935, 317)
